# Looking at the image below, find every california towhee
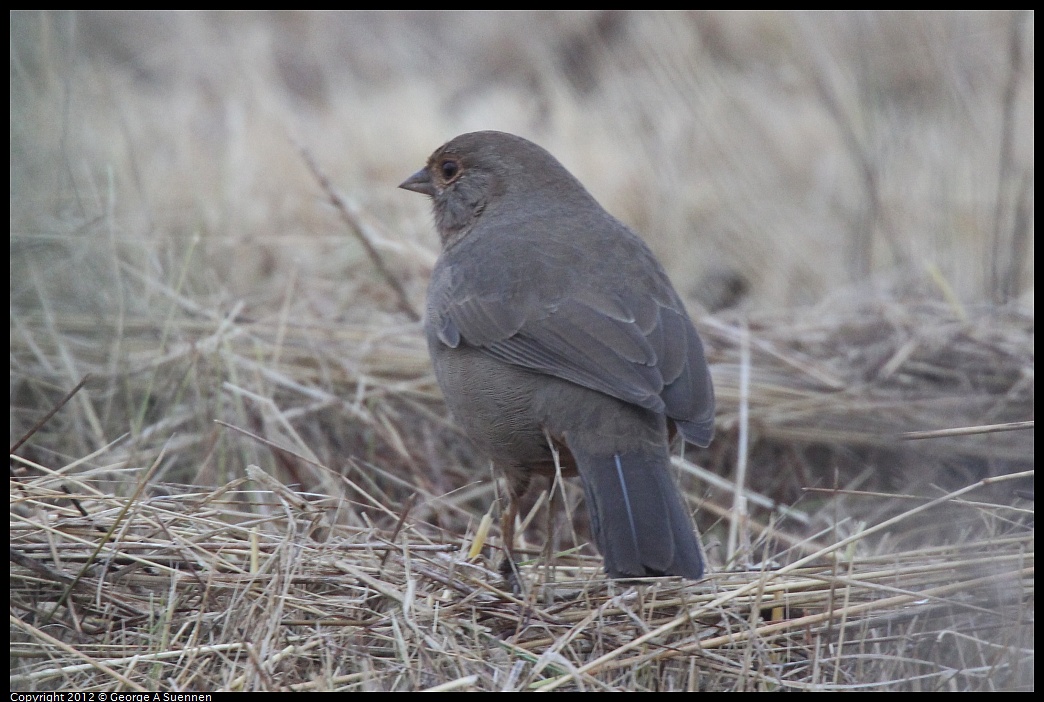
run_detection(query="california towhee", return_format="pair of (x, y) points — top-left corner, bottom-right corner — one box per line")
(400, 131), (714, 580)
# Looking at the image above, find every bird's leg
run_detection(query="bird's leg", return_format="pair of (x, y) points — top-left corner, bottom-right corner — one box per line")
(543, 474), (556, 584)
(543, 429), (565, 583)
(499, 471), (530, 593)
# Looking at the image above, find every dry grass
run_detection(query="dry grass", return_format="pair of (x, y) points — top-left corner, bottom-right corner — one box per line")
(10, 11), (1034, 692)
(9, 459), (1034, 691)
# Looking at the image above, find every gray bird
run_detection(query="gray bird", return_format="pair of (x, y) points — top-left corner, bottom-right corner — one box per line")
(400, 131), (713, 580)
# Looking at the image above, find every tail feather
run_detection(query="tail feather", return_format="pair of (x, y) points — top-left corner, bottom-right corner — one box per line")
(573, 446), (704, 579)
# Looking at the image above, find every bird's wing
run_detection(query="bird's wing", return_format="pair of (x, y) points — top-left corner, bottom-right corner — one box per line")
(432, 275), (714, 447)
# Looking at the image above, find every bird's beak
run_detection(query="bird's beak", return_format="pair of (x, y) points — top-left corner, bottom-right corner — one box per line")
(399, 168), (436, 196)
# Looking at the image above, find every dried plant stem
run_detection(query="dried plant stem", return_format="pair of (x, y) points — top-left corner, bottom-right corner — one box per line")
(297, 141), (421, 322)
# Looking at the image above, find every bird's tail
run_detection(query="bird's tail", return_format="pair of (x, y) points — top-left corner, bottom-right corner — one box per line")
(569, 444), (705, 580)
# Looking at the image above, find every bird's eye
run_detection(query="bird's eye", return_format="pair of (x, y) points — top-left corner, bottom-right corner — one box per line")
(439, 159), (460, 181)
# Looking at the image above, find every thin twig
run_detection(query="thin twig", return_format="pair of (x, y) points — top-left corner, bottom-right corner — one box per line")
(10, 374), (91, 455)
(296, 141), (422, 322)
(901, 420), (1033, 441)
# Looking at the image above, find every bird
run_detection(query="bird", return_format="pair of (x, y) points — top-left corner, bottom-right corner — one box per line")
(400, 131), (714, 580)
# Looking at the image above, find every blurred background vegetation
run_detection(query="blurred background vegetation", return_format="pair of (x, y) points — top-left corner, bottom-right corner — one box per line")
(12, 11), (1032, 312)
